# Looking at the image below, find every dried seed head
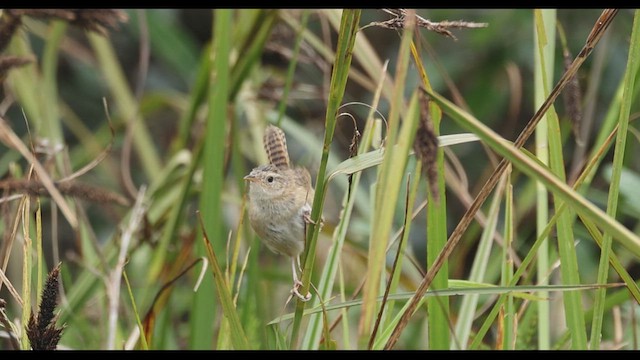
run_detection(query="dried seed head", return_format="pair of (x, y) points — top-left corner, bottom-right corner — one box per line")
(26, 263), (65, 350)
(562, 48), (583, 145)
(414, 89), (440, 202)
(6, 9), (128, 35)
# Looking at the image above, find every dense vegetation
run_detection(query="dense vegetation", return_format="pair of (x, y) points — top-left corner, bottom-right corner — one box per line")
(0, 9), (639, 350)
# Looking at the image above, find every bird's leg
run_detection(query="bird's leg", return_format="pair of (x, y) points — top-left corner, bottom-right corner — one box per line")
(296, 255), (303, 273)
(302, 203), (315, 225)
(290, 257), (311, 302)
(302, 206), (324, 232)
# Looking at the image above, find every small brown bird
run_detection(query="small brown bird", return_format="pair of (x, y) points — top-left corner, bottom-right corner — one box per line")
(244, 125), (315, 301)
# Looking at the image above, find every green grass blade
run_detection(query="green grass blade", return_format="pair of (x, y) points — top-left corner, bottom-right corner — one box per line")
(199, 214), (251, 350)
(322, 9), (393, 100)
(580, 213), (640, 304)
(589, 9), (640, 350)
(452, 173), (506, 349)
(535, 9), (588, 349)
(270, 283), (621, 325)
(363, 92), (420, 347)
(6, 31), (43, 131)
(533, 9), (554, 350)
(123, 270), (149, 350)
(190, 9), (232, 349)
(290, 9), (361, 348)
(20, 198), (31, 350)
(40, 21), (66, 163)
(301, 61), (387, 349)
(88, 33), (161, 179)
(425, 74), (450, 351)
(328, 134), (479, 179)
(501, 171), (514, 349)
(424, 88), (640, 260)
(35, 200), (43, 312)
(468, 123), (635, 349)
(426, 87), (640, 341)
(171, 42), (211, 154)
(363, 25), (415, 334)
(275, 10), (310, 127)
(229, 10), (277, 99)
(382, 161), (421, 335)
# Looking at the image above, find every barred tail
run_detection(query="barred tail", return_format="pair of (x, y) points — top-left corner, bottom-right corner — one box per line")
(264, 124), (290, 169)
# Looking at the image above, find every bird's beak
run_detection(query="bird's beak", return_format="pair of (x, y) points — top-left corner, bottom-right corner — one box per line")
(243, 174), (257, 182)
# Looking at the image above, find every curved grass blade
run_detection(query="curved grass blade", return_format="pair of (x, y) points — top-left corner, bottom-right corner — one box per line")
(328, 133), (479, 181)
(269, 283), (623, 325)
(197, 212), (250, 350)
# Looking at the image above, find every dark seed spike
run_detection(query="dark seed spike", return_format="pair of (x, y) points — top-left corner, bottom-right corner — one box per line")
(37, 263), (61, 333)
(562, 48), (583, 144)
(264, 125), (290, 169)
(26, 263), (64, 350)
(414, 89), (440, 203)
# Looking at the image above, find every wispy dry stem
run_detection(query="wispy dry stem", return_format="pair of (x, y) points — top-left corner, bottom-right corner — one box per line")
(0, 116), (78, 228)
(106, 186), (146, 350)
(364, 9), (488, 40)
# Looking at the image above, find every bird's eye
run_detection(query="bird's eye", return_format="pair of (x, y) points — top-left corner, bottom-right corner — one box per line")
(267, 176), (274, 183)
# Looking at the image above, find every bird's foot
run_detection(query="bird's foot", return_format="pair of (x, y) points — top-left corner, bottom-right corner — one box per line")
(291, 280), (312, 302)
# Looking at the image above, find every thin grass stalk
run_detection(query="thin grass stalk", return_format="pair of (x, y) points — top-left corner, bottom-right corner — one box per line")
(233, 103), (266, 348)
(323, 9), (394, 100)
(501, 169), (514, 350)
(282, 12), (378, 98)
(338, 262), (351, 349)
(535, 10), (588, 348)
(172, 42), (211, 154)
(6, 32), (44, 131)
(88, 32), (161, 180)
(35, 199), (43, 311)
(359, 11), (415, 348)
(412, 40), (454, 350)
(276, 10), (310, 128)
(363, 93), (421, 348)
(268, 283), (619, 325)
(369, 165), (421, 349)
(189, 9), (232, 349)
(382, 161), (421, 333)
(123, 271), (149, 350)
(301, 60), (387, 349)
(199, 212), (251, 350)
(424, 67), (449, 351)
(106, 186), (146, 349)
(229, 10), (277, 99)
(41, 21), (66, 172)
(147, 145), (200, 281)
(589, 9), (640, 350)
(452, 173), (507, 349)
(20, 196), (31, 349)
(533, 9), (555, 350)
(586, 50), (640, 189)
(410, 21), (450, 350)
(232, 9), (261, 42)
(580, 212), (640, 303)
(290, 9), (361, 348)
